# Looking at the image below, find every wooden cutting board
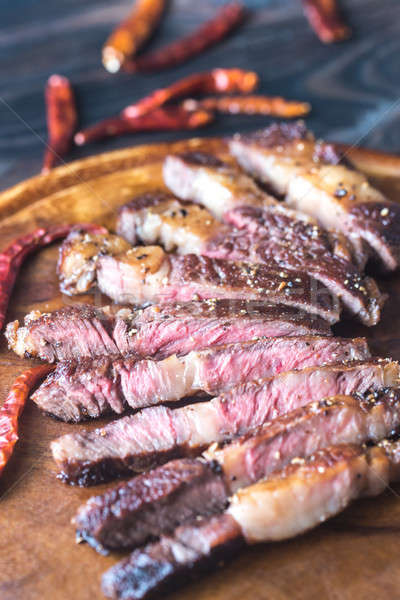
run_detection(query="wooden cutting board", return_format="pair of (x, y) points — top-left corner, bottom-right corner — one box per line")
(1, 137), (400, 600)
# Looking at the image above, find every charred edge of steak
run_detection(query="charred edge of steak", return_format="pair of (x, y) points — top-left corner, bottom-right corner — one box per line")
(175, 151), (226, 168)
(101, 514), (245, 600)
(57, 445), (204, 487)
(231, 121), (310, 148)
(170, 254), (337, 318)
(231, 122), (344, 166)
(118, 191), (193, 214)
(350, 201), (400, 270)
(74, 459), (228, 553)
(313, 140), (347, 167)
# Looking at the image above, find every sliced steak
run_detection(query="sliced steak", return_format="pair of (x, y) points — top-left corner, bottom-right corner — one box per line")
(102, 513), (244, 600)
(116, 191), (208, 249)
(51, 359), (399, 485)
(57, 230), (131, 295)
(74, 390), (400, 553)
(102, 440), (400, 600)
(58, 231), (338, 322)
(162, 151), (270, 219)
(117, 193), (384, 325)
(229, 123), (400, 271)
(32, 336), (370, 422)
(6, 300), (330, 363)
(74, 458), (229, 554)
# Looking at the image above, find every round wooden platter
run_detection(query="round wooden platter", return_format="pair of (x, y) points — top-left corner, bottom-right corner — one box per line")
(1, 136), (400, 600)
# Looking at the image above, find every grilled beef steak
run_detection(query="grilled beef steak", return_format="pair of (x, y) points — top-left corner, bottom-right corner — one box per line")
(51, 359), (399, 485)
(102, 513), (245, 600)
(74, 458), (229, 554)
(58, 231), (338, 322)
(229, 122), (400, 271)
(57, 231), (131, 295)
(74, 390), (400, 553)
(116, 193), (384, 325)
(101, 440), (400, 600)
(6, 300), (330, 363)
(162, 152), (269, 219)
(33, 336), (369, 422)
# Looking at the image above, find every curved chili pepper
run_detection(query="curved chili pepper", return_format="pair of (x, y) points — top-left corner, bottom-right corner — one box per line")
(183, 95), (311, 117)
(0, 365), (55, 477)
(124, 2), (247, 73)
(122, 68), (258, 119)
(0, 224), (106, 332)
(102, 0), (166, 73)
(302, 0), (351, 43)
(42, 75), (77, 174)
(74, 106), (214, 146)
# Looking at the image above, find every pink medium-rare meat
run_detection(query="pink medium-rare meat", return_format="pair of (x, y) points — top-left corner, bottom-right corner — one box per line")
(6, 300), (330, 363)
(74, 390), (400, 553)
(101, 440), (400, 600)
(50, 358), (399, 485)
(32, 335), (370, 422)
(229, 122), (400, 271)
(57, 231), (338, 322)
(205, 389), (400, 492)
(116, 193), (384, 325)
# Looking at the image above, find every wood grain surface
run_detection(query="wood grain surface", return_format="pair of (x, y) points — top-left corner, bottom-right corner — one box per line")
(1, 0), (400, 192)
(0, 137), (400, 600)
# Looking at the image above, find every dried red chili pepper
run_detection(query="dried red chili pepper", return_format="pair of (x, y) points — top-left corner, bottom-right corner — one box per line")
(183, 95), (311, 118)
(102, 0), (166, 73)
(302, 0), (351, 43)
(74, 107), (214, 146)
(0, 224), (106, 333)
(0, 365), (55, 476)
(122, 68), (258, 119)
(42, 75), (77, 174)
(124, 2), (247, 73)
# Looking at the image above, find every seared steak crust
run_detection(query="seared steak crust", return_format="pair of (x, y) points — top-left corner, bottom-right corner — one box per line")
(177, 151), (226, 168)
(162, 253), (337, 321)
(74, 458), (227, 553)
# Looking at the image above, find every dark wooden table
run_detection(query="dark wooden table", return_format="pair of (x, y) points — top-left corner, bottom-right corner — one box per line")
(1, 0), (400, 193)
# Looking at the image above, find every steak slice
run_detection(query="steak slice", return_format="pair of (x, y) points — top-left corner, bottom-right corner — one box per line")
(74, 390), (400, 553)
(102, 513), (244, 600)
(58, 231), (338, 322)
(32, 336), (370, 422)
(162, 151), (270, 219)
(6, 300), (330, 363)
(229, 122), (400, 271)
(101, 441), (400, 600)
(117, 193), (384, 325)
(74, 458), (229, 554)
(51, 359), (399, 485)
